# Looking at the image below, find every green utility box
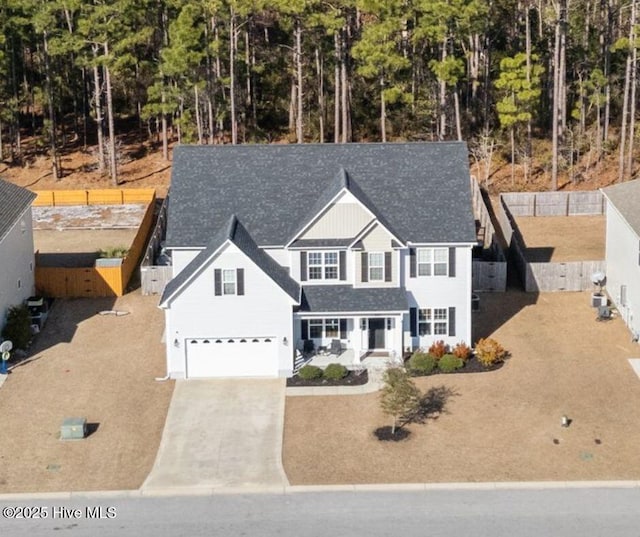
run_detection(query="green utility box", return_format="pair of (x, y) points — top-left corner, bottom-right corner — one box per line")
(60, 417), (87, 440)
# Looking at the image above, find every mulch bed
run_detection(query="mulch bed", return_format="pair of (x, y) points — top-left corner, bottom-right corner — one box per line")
(407, 356), (505, 377)
(287, 369), (369, 387)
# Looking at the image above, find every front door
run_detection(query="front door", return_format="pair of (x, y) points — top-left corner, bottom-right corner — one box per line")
(368, 318), (385, 349)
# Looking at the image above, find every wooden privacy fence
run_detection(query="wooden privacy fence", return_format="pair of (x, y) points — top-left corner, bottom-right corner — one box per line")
(140, 195), (172, 295)
(34, 189), (156, 298)
(499, 191), (605, 292)
(500, 191), (605, 217)
(470, 177), (507, 292)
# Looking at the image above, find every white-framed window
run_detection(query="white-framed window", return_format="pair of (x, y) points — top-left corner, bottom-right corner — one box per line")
(307, 318), (341, 339)
(369, 252), (384, 281)
(309, 319), (324, 338)
(308, 251), (339, 280)
(417, 248), (448, 276)
(222, 269), (236, 295)
(418, 308), (448, 336)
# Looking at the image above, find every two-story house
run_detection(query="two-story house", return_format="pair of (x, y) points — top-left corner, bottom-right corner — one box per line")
(0, 179), (36, 333)
(601, 179), (640, 341)
(159, 143), (476, 378)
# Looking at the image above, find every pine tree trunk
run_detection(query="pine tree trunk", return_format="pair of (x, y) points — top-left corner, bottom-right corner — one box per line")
(43, 31), (60, 180)
(195, 85), (203, 144)
(618, 3), (634, 182)
(295, 18), (303, 143)
(380, 76), (386, 142)
(103, 43), (117, 185)
(92, 46), (105, 174)
(626, 0), (637, 180)
(315, 47), (325, 143)
(551, 0), (564, 191)
(229, 8), (237, 144)
(439, 37), (447, 140)
(341, 26), (350, 143)
(525, 5), (533, 161)
(454, 89), (462, 141)
(334, 33), (340, 143)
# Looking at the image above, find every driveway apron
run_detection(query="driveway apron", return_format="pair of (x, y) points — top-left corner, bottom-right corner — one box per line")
(143, 378), (288, 490)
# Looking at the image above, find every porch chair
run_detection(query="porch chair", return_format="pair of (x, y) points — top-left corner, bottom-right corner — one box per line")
(329, 339), (343, 356)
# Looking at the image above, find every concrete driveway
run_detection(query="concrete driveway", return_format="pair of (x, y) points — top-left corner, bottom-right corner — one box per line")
(143, 379), (288, 491)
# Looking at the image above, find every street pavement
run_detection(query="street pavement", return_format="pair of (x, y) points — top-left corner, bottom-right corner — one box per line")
(1, 487), (640, 536)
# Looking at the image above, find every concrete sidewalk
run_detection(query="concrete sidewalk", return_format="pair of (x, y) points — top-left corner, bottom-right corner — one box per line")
(143, 379), (288, 490)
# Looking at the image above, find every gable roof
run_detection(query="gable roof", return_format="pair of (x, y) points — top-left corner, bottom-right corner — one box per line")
(166, 143), (476, 248)
(287, 167), (404, 245)
(0, 179), (36, 243)
(160, 215), (300, 307)
(602, 179), (640, 237)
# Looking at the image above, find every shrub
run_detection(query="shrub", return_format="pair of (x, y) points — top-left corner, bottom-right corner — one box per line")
(428, 340), (449, 359)
(298, 364), (323, 380)
(438, 354), (464, 373)
(323, 363), (348, 380)
(1, 304), (32, 350)
(453, 342), (472, 361)
(98, 246), (129, 258)
(474, 338), (507, 367)
(408, 351), (436, 375)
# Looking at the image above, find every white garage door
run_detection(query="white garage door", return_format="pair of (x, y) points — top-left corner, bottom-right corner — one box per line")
(186, 337), (278, 378)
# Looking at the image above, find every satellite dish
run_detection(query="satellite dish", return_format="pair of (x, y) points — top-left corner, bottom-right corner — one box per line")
(0, 341), (12, 353)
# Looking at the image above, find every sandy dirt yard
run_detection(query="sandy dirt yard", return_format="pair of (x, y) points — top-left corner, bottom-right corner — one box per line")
(515, 215), (606, 262)
(0, 291), (173, 493)
(284, 291), (640, 484)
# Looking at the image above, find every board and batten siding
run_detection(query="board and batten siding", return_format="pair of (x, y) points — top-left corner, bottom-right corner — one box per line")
(605, 200), (640, 338)
(164, 242), (295, 378)
(299, 200), (372, 240)
(0, 206), (35, 332)
(353, 223), (398, 288)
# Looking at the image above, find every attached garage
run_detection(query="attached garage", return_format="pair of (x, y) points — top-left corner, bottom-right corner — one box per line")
(185, 337), (278, 378)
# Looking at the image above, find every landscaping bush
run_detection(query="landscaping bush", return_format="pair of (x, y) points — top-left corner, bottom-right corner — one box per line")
(474, 338), (507, 367)
(323, 363), (348, 380)
(98, 245), (129, 258)
(1, 304), (32, 350)
(438, 354), (464, 373)
(453, 342), (472, 361)
(408, 351), (436, 375)
(428, 340), (448, 359)
(298, 364), (323, 380)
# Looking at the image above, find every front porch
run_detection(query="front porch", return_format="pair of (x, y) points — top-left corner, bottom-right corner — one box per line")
(305, 349), (403, 370)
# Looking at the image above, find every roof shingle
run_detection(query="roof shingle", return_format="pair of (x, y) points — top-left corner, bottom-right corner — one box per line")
(0, 179), (36, 243)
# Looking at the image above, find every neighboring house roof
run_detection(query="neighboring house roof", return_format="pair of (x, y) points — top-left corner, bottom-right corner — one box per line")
(0, 179), (36, 243)
(300, 285), (408, 313)
(166, 143), (476, 248)
(289, 238), (354, 249)
(160, 215), (300, 307)
(602, 179), (640, 237)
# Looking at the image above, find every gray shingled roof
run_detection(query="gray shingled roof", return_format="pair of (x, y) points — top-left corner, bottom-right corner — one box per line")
(166, 143), (476, 248)
(160, 215), (300, 306)
(289, 238), (353, 249)
(300, 285), (408, 313)
(602, 179), (640, 237)
(0, 179), (36, 243)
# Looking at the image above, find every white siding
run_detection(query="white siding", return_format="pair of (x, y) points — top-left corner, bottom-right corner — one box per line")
(164, 242), (295, 378)
(0, 206), (35, 332)
(171, 249), (201, 275)
(605, 201), (640, 338)
(403, 246), (473, 348)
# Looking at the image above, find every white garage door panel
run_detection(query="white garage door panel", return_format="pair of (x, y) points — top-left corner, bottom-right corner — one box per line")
(186, 338), (278, 378)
